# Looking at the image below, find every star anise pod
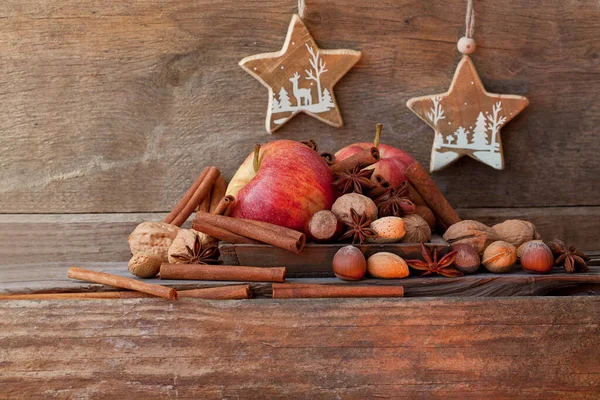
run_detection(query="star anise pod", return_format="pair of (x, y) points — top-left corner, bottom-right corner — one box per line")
(340, 208), (377, 244)
(333, 166), (376, 194)
(374, 181), (416, 217)
(545, 239), (589, 273)
(170, 233), (220, 264)
(406, 243), (462, 278)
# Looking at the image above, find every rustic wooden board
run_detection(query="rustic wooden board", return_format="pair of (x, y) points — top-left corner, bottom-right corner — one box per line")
(220, 237), (449, 276)
(0, 296), (598, 398)
(0, 0), (599, 212)
(1, 261), (598, 297)
(2, 208), (598, 265)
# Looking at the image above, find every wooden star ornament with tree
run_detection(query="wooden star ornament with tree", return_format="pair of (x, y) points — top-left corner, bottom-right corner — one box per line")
(407, 56), (529, 172)
(240, 14), (361, 134)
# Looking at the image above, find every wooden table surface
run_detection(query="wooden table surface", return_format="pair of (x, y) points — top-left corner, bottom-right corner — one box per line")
(1, 296), (598, 399)
(1, 258), (599, 398)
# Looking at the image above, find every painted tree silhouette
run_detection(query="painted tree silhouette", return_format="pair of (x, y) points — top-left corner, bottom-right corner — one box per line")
(427, 97), (445, 126)
(271, 93), (281, 113)
(278, 87), (292, 111)
(305, 44), (327, 102)
(321, 88), (333, 106)
(486, 102), (507, 151)
(472, 112), (488, 147)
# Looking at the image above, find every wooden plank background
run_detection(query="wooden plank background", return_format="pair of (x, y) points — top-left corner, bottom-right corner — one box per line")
(1, 296), (598, 398)
(0, 0), (599, 262)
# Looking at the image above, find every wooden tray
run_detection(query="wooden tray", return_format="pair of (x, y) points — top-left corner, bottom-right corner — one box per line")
(220, 236), (450, 277)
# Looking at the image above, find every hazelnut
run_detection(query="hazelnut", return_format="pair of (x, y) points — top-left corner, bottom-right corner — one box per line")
(367, 217), (405, 243)
(331, 193), (378, 225)
(333, 245), (366, 281)
(517, 240), (543, 259)
(128, 253), (162, 278)
(305, 210), (344, 243)
(367, 252), (409, 279)
(401, 214), (432, 243)
(451, 243), (480, 274)
(520, 241), (554, 274)
(482, 241), (517, 273)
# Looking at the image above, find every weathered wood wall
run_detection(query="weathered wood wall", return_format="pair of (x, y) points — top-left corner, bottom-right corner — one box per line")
(0, 0), (599, 261)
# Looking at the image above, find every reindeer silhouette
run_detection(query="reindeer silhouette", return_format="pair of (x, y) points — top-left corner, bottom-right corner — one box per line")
(289, 72), (312, 107)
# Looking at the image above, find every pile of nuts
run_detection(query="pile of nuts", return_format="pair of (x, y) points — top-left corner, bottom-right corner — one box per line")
(127, 221), (219, 278)
(332, 218), (589, 280)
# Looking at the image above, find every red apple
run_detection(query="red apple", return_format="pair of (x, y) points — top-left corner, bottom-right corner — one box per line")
(226, 140), (334, 231)
(335, 126), (416, 187)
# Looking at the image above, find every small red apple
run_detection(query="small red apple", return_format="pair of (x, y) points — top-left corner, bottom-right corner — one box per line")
(335, 124), (416, 188)
(226, 140), (334, 231)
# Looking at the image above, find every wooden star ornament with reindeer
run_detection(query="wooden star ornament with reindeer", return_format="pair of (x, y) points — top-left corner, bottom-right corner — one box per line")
(240, 14), (361, 134)
(407, 56), (529, 172)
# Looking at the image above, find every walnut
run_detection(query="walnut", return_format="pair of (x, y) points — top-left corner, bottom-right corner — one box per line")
(128, 253), (162, 278)
(331, 193), (378, 225)
(442, 220), (500, 255)
(401, 214), (432, 243)
(168, 229), (219, 264)
(128, 222), (180, 262)
(492, 220), (541, 248)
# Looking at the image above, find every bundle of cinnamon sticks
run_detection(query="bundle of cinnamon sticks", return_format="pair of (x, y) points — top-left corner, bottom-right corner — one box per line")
(163, 166), (305, 253)
(163, 166), (237, 227)
(193, 212), (306, 254)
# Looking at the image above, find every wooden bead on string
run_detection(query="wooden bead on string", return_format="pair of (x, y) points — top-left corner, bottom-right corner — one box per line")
(457, 37), (476, 55)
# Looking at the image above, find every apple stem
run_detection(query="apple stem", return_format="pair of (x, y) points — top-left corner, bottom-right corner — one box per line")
(253, 143), (261, 173)
(374, 123), (383, 149)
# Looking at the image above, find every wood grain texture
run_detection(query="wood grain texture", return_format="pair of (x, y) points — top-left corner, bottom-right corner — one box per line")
(0, 296), (598, 398)
(0, 0), (599, 212)
(1, 261), (598, 297)
(2, 208), (598, 265)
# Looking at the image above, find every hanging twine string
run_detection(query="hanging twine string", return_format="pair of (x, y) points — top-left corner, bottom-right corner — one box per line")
(298, 0), (306, 19)
(465, 0), (475, 38)
(458, 0), (476, 54)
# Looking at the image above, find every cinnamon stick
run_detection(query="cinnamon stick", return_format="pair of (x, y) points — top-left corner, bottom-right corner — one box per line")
(209, 177), (228, 213)
(366, 174), (391, 199)
(330, 147), (380, 173)
(404, 162), (461, 230)
(407, 182), (426, 206)
(320, 152), (336, 166)
(171, 166), (220, 227)
(193, 212), (306, 254)
(193, 218), (261, 244)
(198, 188), (212, 213)
(272, 283), (404, 299)
(163, 167), (210, 224)
(68, 267), (177, 300)
(0, 285), (252, 300)
(177, 285), (251, 299)
(160, 264), (286, 283)
(213, 195), (236, 216)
